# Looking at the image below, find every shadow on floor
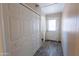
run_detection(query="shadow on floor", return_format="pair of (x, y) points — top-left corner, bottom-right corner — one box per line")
(34, 40), (63, 56)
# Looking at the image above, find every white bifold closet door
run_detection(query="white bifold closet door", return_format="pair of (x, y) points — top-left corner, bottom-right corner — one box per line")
(2, 4), (41, 56)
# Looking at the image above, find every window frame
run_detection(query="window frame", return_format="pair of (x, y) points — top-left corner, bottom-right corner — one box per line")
(46, 19), (56, 31)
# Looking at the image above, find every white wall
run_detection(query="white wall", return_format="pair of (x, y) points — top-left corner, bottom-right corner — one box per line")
(45, 13), (62, 41)
(41, 15), (46, 42)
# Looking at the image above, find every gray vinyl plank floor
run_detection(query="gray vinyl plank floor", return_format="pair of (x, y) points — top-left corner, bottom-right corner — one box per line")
(34, 41), (63, 56)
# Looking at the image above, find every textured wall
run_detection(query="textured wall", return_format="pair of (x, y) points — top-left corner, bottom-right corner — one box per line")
(0, 4), (3, 56)
(61, 3), (79, 56)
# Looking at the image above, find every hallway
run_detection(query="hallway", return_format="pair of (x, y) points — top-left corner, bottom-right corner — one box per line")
(0, 3), (79, 56)
(34, 41), (63, 56)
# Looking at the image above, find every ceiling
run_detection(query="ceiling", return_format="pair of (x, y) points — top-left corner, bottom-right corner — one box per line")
(38, 3), (64, 15)
(38, 3), (55, 7)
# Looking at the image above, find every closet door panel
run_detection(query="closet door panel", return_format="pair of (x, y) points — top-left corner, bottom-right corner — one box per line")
(2, 3), (41, 56)
(31, 11), (41, 53)
(8, 4), (35, 55)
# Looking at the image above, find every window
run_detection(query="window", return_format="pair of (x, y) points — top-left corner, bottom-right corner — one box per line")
(48, 20), (56, 31)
